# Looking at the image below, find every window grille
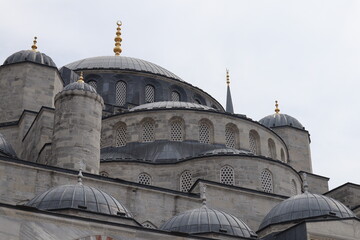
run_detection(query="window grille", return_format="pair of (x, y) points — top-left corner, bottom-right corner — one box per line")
(268, 139), (276, 159)
(199, 122), (210, 144)
(115, 125), (127, 147)
(220, 166), (235, 185)
(138, 173), (151, 185)
(281, 148), (286, 162)
(261, 169), (273, 193)
(225, 126), (236, 148)
(115, 81), (127, 106)
(249, 132), (258, 154)
(170, 120), (183, 141)
(180, 171), (192, 192)
(142, 120), (155, 142)
(171, 91), (180, 101)
(87, 80), (97, 90)
(291, 180), (297, 196)
(145, 85), (155, 103)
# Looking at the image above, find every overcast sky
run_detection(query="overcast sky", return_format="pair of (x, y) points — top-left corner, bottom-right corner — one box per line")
(1, 0), (359, 189)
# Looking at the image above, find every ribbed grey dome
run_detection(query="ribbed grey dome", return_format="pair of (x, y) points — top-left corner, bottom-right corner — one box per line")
(160, 206), (257, 238)
(26, 184), (132, 217)
(64, 56), (182, 81)
(63, 81), (97, 93)
(259, 192), (355, 230)
(130, 101), (216, 112)
(259, 113), (304, 129)
(0, 133), (16, 157)
(3, 50), (56, 67)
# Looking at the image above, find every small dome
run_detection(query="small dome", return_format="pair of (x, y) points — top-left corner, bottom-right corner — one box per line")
(0, 133), (16, 158)
(3, 50), (56, 67)
(63, 81), (97, 93)
(259, 113), (304, 129)
(130, 101), (216, 112)
(160, 206), (257, 238)
(26, 184), (132, 217)
(259, 192), (355, 230)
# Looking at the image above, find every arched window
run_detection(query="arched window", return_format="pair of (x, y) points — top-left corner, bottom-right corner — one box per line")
(138, 173), (152, 185)
(220, 165), (235, 185)
(115, 81), (127, 106)
(170, 119), (184, 142)
(249, 130), (260, 154)
(268, 138), (276, 159)
(225, 124), (237, 148)
(199, 120), (212, 144)
(180, 170), (192, 192)
(99, 171), (109, 177)
(87, 80), (97, 90)
(261, 169), (273, 193)
(171, 91), (180, 101)
(291, 179), (297, 196)
(280, 148), (286, 162)
(145, 85), (155, 103)
(142, 119), (155, 142)
(115, 124), (127, 147)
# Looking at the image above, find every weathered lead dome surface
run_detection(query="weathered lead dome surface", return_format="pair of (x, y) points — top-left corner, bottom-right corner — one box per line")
(160, 206), (257, 238)
(259, 113), (304, 129)
(26, 184), (132, 217)
(259, 192), (355, 230)
(63, 81), (97, 93)
(65, 56), (182, 81)
(130, 101), (216, 112)
(0, 133), (16, 158)
(3, 50), (57, 67)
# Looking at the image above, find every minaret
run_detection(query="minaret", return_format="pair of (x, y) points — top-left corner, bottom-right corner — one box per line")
(226, 69), (234, 113)
(51, 72), (104, 174)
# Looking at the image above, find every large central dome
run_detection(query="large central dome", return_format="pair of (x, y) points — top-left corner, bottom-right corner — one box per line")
(65, 56), (183, 82)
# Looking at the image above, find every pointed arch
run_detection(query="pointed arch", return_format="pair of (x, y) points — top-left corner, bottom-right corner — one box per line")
(141, 118), (155, 142)
(115, 122), (127, 147)
(225, 123), (239, 149)
(198, 119), (213, 144)
(169, 117), (184, 142)
(249, 130), (260, 154)
(267, 138), (276, 159)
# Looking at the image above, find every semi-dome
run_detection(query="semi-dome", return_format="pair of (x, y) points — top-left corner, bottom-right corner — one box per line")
(259, 192), (355, 230)
(64, 56), (182, 81)
(160, 205), (257, 238)
(26, 184), (132, 217)
(3, 50), (56, 68)
(130, 101), (216, 112)
(0, 133), (16, 158)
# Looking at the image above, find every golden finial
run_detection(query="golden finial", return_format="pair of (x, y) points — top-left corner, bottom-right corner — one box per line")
(226, 69), (230, 86)
(77, 72), (84, 83)
(31, 36), (38, 52)
(275, 100), (280, 113)
(113, 21), (122, 56)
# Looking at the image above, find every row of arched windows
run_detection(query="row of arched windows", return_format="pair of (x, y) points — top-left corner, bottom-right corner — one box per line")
(87, 80), (199, 105)
(114, 120), (287, 162)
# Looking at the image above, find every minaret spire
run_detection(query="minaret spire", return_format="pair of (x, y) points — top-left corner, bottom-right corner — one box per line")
(31, 36), (38, 52)
(226, 69), (234, 113)
(113, 21), (122, 56)
(77, 72), (84, 83)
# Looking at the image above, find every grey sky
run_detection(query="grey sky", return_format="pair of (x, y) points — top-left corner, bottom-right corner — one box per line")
(1, 0), (359, 189)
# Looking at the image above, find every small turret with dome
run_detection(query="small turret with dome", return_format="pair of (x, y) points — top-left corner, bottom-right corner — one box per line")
(3, 37), (56, 67)
(259, 101), (313, 173)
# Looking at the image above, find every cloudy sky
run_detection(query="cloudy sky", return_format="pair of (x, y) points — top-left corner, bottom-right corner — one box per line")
(1, 0), (359, 189)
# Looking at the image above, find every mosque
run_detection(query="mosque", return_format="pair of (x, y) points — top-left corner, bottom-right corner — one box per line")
(0, 22), (359, 240)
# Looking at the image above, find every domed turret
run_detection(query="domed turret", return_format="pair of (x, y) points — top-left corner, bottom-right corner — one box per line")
(3, 37), (56, 67)
(0, 133), (16, 158)
(26, 170), (131, 217)
(259, 101), (312, 173)
(51, 72), (104, 174)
